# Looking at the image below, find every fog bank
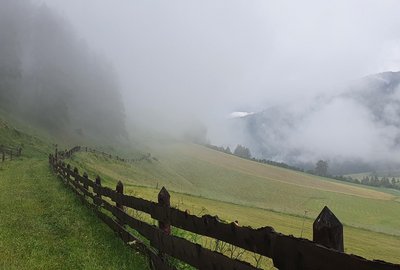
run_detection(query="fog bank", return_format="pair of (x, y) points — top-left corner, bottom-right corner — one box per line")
(30, 1), (400, 167)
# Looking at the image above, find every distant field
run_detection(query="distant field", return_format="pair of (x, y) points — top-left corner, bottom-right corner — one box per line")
(70, 143), (400, 236)
(180, 144), (394, 200)
(125, 185), (400, 265)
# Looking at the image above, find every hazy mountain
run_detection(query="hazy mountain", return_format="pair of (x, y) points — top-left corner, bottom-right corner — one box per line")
(0, 0), (126, 141)
(234, 71), (400, 175)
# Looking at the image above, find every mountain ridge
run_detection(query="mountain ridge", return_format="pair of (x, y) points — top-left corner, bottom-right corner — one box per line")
(232, 71), (400, 175)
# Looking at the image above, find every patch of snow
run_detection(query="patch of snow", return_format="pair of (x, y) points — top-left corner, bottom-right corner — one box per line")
(229, 112), (255, 119)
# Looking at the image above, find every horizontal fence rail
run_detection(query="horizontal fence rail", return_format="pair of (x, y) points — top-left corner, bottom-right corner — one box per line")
(0, 144), (22, 162)
(49, 147), (400, 270)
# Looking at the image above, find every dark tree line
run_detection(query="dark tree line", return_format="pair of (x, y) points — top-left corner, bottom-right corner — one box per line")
(309, 160), (400, 190)
(205, 143), (304, 172)
(206, 144), (232, 154)
(233, 144), (252, 159)
(206, 144), (251, 159)
(332, 174), (400, 190)
(315, 160), (328, 176)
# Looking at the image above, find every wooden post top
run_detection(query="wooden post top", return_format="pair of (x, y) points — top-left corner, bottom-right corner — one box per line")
(95, 176), (101, 185)
(116, 181), (124, 193)
(313, 206), (344, 252)
(313, 206), (342, 229)
(158, 187), (170, 207)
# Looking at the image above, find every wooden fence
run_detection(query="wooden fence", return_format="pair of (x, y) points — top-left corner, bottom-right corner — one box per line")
(49, 147), (400, 270)
(0, 144), (22, 162)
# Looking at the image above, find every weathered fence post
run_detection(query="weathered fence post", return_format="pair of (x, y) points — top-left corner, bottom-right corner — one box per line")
(83, 172), (89, 192)
(50, 154), (53, 167)
(61, 162), (66, 178)
(94, 176), (102, 206)
(66, 164), (71, 182)
(2, 151), (4, 162)
(73, 167), (79, 183)
(10, 150), (12, 160)
(156, 187), (171, 265)
(158, 187), (171, 235)
(55, 146), (58, 161)
(313, 206), (344, 252)
(115, 181), (124, 226)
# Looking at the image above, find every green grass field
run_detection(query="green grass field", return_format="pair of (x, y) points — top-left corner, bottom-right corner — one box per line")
(68, 142), (400, 265)
(3, 112), (400, 268)
(0, 118), (148, 269)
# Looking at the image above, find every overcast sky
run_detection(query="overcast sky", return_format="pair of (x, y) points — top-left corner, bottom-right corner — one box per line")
(38, 0), (400, 131)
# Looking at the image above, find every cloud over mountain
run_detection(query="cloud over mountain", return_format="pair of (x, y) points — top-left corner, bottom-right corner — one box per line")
(233, 72), (400, 174)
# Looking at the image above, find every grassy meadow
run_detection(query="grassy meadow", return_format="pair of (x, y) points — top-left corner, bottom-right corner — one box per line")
(2, 112), (400, 268)
(68, 142), (400, 265)
(0, 118), (148, 269)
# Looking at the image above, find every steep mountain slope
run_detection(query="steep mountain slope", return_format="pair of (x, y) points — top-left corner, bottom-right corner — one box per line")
(0, 0), (126, 141)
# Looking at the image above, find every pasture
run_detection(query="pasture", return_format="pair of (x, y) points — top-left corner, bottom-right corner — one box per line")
(68, 143), (400, 264)
(0, 120), (148, 269)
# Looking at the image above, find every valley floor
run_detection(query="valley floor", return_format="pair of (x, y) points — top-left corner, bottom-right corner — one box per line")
(0, 157), (148, 270)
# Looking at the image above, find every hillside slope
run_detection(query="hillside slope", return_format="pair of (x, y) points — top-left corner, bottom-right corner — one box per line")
(67, 142), (400, 264)
(0, 118), (148, 269)
(69, 142), (400, 236)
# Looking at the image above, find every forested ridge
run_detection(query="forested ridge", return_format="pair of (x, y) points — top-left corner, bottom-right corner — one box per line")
(0, 0), (126, 140)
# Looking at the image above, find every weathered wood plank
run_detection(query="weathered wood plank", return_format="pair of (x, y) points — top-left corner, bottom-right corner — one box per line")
(69, 170), (95, 188)
(98, 182), (400, 270)
(272, 234), (400, 270)
(102, 199), (259, 270)
(70, 179), (95, 199)
(96, 207), (175, 270)
(97, 187), (276, 258)
(156, 209), (277, 258)
(56, 165), (95, 201)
